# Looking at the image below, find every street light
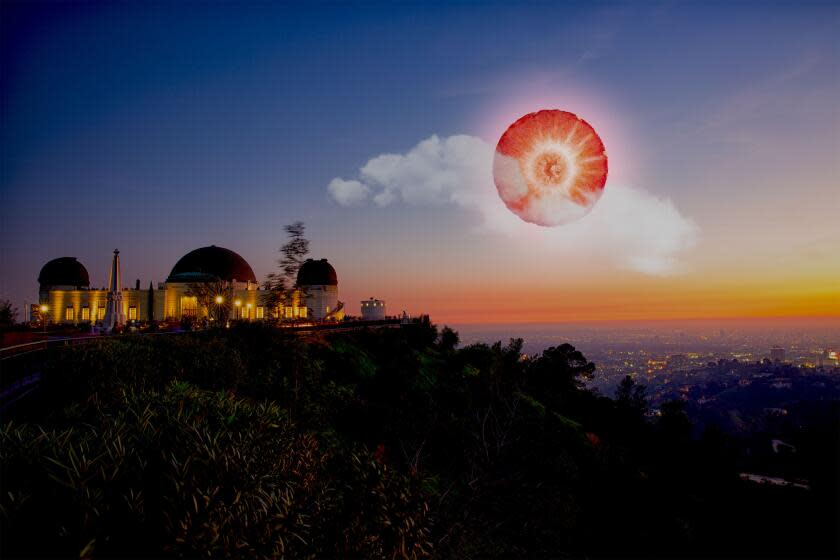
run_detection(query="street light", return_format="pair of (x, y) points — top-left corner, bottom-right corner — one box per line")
(213, 295), (224, 324)
(39, 304), (49, 333)
(234, 299), (242, 320)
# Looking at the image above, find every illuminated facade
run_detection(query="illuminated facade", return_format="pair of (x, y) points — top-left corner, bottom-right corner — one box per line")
(36, 247), (345, 325)
(361, 298), (386, 320)
(296, 259), (343, 321)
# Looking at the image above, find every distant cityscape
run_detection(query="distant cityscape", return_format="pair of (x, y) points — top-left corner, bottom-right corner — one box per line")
(457, 322), (840, 399)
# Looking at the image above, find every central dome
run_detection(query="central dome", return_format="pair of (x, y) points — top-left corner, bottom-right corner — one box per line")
(167, 246), (257, 283)
(38, 257), (90, 289)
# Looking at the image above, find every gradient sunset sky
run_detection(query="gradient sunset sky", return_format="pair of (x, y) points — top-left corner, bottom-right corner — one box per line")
(1, 1), (838, 324)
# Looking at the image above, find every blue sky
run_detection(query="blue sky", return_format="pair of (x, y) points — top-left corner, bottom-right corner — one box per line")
(2, 1), (838, 321)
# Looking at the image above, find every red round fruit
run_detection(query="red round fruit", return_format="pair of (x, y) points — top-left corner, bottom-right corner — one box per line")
(493, 110), (608, 226)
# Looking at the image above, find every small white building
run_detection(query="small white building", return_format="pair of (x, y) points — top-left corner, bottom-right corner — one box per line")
(361, 297), (386, 320)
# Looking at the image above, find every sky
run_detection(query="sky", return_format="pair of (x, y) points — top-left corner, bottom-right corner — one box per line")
(1, 0), (838, 325)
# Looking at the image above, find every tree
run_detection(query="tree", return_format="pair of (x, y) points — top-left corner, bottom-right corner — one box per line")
(615, 375), (648, 413)
(280, 222), (309, 281)
(264, 222), (310, 320)
(0, 299), (17, 328)
(528, 344), (595, 396)
(659, 399), (692, 443)
(439, 326), (459, 352)
(147, 282), (155, 323)
(186, 280), (233, 324)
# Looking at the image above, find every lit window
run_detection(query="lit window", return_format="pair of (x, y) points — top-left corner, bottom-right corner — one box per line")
(326, 306), (330, 313)
(81, 307), (90, 321)
(97, 307), (106, 320)
(300, 307), (307, 318)
(65, 307), (75, 321)
(180, 297), (197, 317)
(129, 307), (137, 320)
(256, 306), (264, 319)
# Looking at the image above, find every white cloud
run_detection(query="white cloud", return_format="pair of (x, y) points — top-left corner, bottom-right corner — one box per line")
(327, 178), (370, 206)
(328, 134), (697, 275)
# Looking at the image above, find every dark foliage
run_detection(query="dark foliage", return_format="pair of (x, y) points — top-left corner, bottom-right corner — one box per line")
(0, 299), (17, 327)
(186, 279), (233, 323)
(264, 221), (310, 318)
(1, 322), (837, 558)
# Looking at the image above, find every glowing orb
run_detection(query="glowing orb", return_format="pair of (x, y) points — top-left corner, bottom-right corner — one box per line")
(493, 109), (608, 226)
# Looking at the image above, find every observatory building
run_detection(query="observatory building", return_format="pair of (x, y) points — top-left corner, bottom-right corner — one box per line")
(361, 298), (386, 320)
(296, 259), (340, 320)
(35, 247), (345, 325)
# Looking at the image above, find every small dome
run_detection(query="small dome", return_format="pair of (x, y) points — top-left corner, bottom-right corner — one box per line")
(167, 246), (257, 283)
(297, 258), (338, 286)
(38, 257), (90, 289)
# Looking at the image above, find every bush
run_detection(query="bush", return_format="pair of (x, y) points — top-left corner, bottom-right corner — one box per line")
(2, 323), (836, 558)
(1, 380), (431, 558)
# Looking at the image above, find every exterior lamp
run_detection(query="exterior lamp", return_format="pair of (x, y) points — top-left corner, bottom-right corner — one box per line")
(213, 295), (225, 325)
(39, 304), (49, 333)
(234, 299), (242, 307)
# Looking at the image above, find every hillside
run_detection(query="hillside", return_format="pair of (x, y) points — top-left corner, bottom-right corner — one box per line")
(1, 321), (837, 558)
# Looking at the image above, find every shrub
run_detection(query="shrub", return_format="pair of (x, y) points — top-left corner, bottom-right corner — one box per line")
(1, 379), (432, 558)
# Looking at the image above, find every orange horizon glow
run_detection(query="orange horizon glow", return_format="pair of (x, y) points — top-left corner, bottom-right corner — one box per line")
(434, 311), (840, 326)
(450, 315), (840, 324)
(416, 305), (840, 327)
(341, 269), (840, 326)
(357, 294), (840, 325)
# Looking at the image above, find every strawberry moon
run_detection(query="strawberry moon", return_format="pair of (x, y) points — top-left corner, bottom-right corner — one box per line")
(493, 109), (608, 226)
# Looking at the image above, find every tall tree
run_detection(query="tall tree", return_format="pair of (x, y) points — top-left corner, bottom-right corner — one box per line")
(280, 222), (309, 282)
(0, 299), (17, 328)
(528, 343), (595, 397)
(147, 282), (155, 322)
(264, 222), (310, 320)
(186, 279), (233, 324)
(615, 375), (648, 413)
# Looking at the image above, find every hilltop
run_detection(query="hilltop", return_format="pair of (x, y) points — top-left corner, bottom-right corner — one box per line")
(1, 321), (837, 558)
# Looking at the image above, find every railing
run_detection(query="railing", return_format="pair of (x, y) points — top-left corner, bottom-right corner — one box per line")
(0, 336), (102, 361)
(0, 332), (183, 412)
(1, 318), (417, 357)
(0, 319), (420, 410)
